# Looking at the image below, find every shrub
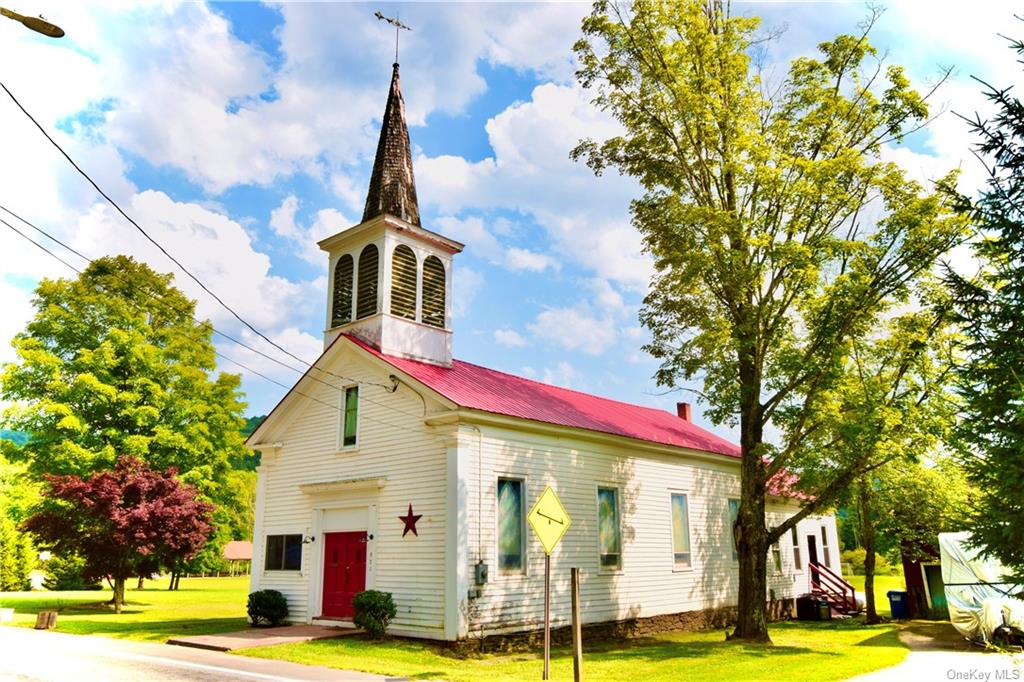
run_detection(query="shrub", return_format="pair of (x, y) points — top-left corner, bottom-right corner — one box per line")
(352, 590), (396, 638)
(841, 548), (899, 576)
(247, 589), (288, 626)
(42, 553), (102, 591)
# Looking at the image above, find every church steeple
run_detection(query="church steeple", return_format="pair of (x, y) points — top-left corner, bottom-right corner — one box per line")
(362, 63), (420, 226)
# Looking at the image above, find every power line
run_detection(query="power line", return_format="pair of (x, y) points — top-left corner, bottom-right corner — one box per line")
(0, 215), (424, 423)
(0, 80), (358, 390)
(0, 203), (400, 398)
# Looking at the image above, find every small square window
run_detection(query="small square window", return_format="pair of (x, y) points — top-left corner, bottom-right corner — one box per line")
(598, 487), (622, 569)
(265, 534), (302, 571)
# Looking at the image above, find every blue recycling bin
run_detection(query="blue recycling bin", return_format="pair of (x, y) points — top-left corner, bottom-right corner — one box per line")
(887, 590), (909, 619)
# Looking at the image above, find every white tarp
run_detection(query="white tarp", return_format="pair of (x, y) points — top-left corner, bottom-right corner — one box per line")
(939, 531), (1024, 642)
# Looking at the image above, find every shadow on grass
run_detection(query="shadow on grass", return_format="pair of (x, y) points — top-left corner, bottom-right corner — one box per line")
(57, 617), (249, 637)
(854, 629), (904, 648)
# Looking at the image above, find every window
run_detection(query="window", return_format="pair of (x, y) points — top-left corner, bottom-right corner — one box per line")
(331, 254), (354, 327)
(821, 525), (831, 568)
(772, 541), (782, 573)
(341, 386), (358, 447)
(728, 498), (740, 561)
(265, 534), (302, 571)
(598, 487), (622, 569)
(421, 255), (445, 328)
(356, 244), (379, 319)
(390, 244), (417, 320)
(791, 526), (802, 570)
(670, 493), (691, 569)
(497, 478), (524, 571)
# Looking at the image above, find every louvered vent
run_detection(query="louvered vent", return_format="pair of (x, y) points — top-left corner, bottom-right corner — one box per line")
(422, 255), (446, 328)
(390, 244), (417, 320)
(356, 244), (379, 320)
(331, 254), (354, 327)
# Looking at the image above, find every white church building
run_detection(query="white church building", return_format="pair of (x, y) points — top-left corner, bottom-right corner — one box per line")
(246, 63), (844, 641)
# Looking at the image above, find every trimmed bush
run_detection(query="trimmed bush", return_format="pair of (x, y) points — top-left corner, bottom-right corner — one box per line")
(352, 589), (396, 638)
(247, 589), (288, 626)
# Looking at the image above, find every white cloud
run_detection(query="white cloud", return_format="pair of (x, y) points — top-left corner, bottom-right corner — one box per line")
(541, 361), (576, 388)
(269, 195), (350, 266)
(505, 247), (560, 273)
(493, 328), (528, 348)
(528, 306), (618, 356)
(435, 215), (560, 273)
(417, 83), (649, 289)
(452, 266), (484, 319)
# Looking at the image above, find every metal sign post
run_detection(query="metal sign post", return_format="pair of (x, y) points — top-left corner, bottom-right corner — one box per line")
(528, 486), (573, 681)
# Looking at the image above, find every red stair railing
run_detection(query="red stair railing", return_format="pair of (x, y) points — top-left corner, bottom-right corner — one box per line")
(808, 561), (858, 613)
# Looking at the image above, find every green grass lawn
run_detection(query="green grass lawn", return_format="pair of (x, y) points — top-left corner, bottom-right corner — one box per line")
(239, 619), (908, 682)
(845, 574), (907, 618)
(0, 576), (249, 641)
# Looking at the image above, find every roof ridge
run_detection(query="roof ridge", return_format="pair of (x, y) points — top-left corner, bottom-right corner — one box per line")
(449, 356), (684, 420)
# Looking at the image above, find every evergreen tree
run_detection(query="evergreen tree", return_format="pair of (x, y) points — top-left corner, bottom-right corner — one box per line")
(950, 34), (1024, 582)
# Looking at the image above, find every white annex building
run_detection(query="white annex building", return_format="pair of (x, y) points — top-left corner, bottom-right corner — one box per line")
(247, 63), (845, 641)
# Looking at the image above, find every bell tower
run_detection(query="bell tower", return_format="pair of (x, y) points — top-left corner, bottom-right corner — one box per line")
(318, 63), (463, 366)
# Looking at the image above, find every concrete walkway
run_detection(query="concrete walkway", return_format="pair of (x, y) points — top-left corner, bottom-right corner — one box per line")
(168, 624), (360, 651)
(851, 622), (1024, 681)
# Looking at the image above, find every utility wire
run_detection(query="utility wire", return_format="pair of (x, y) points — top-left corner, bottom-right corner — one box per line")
(0, 203), (398, 397)
(0, 215), (424, 424)
(0, 80), (368, 391)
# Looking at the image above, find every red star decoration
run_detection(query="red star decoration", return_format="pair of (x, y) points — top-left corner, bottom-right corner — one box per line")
(398, 503), (422, 537)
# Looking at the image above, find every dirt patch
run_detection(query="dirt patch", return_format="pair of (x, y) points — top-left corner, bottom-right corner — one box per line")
(899, 621), (976, 652)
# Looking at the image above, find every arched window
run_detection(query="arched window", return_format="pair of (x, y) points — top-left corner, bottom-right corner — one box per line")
(421, 255), (446, 328)
(331, 254), (354, 327)
(356, 244), (379, 320)
(390, 244), (417, 320)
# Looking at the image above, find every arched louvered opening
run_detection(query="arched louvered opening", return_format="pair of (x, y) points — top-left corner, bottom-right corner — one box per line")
(390, 244), (417, 320)
(421, 255), (446, 328)
(331, 254), (354, 327)
(356, 244), (380, 320)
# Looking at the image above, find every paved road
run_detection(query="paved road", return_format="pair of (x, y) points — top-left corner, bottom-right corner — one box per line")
(0, 626), (401, 682)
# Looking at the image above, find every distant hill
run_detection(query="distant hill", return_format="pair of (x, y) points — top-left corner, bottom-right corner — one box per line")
(236, 415), (267, 471)
(241, 415), (265, 438)
(0, 429), (29, 446)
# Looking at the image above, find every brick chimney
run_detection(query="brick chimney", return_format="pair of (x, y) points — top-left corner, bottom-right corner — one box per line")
(676, 402), (692, 422)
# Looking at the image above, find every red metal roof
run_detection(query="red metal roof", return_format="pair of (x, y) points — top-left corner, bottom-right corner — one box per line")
(347, 335), (740, 459)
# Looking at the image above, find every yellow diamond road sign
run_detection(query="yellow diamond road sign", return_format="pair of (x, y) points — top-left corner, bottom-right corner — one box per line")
(528, 486), (572, 555)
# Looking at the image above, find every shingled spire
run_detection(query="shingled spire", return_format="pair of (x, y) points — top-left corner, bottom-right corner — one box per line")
(362, 63), (421, 226)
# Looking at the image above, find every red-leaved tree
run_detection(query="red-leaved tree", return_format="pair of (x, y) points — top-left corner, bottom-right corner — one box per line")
(23, 456), (214, 612)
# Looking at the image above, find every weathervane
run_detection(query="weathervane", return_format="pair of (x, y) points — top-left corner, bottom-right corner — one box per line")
(374, 10), (411, 63)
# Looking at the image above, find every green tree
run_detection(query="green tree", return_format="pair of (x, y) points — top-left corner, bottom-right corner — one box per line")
(574, 1), (967, 640)
(0, 452), (38, 591)
(0, 256), (248, 506)
(797, 304), (960, 622)
(949, 34), (1024, 583)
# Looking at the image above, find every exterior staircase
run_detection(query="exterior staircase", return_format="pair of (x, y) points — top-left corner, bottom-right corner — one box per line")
(808, 561), (859, 615)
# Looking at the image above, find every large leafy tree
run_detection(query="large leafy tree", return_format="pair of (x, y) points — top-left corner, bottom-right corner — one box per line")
(797, 305), (960, 622)
(24, 456), (214, 612)
(574, 0), (967, 640)
(950, 34), (1024, 582)
(0, 256), (248, 504)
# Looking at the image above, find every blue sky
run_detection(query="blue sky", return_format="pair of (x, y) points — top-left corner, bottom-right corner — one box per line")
(0, 1), (1018, 441)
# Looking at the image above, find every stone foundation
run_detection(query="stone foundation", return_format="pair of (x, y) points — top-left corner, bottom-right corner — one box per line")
(451, 598), (794, 654)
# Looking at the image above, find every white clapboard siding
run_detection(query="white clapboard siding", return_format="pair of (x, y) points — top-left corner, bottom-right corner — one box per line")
(251, 344), (450, 635)
(459, 422), (842, 634)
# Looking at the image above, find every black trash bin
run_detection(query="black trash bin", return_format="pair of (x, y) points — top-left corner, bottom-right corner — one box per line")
(796, 594), (832, 621)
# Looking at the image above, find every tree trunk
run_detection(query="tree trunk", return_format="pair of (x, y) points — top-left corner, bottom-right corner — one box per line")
(859, 478), (880, 624)
(173, 572), (181, 591)
(112, 577), (126, 614)
(137, 575), (144, 590)
(730, 353), (772, 643)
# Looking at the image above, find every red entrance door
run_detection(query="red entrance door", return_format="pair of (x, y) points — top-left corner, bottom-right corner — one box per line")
(321, 531), (367, 619)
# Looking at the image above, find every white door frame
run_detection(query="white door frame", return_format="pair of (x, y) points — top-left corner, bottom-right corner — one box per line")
(308, 503), (378, 623)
